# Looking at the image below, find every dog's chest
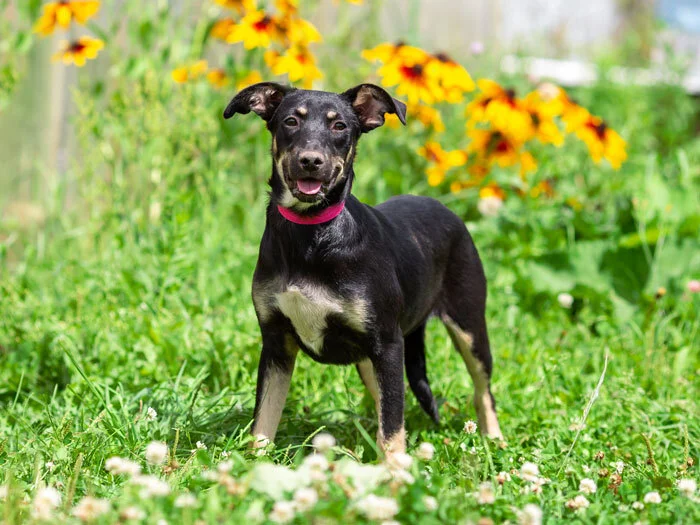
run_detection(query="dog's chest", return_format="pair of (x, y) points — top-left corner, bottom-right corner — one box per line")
(254, 280), (367, 355)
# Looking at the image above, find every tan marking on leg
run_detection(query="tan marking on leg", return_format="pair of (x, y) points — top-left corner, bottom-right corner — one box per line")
(251, 338), (297, 444)
(380, 426), (406, 454)
(443, 315), (503, 439)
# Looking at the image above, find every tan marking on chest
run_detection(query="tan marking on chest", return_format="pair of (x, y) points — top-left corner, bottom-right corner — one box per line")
(275, 283), (367, 354)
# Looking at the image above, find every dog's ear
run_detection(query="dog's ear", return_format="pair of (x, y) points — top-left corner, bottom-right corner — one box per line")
(342, 84), (407, 133)
(223, 82), (293, 121)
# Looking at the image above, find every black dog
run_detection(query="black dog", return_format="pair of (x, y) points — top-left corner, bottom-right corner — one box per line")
(224, 82), (502, 453)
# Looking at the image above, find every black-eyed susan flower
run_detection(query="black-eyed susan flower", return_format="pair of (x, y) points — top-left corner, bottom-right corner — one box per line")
(410, 103), (445, 132)
(211, 18), (237, 41)
(215, 0), (256, 13)
(275, 0), (298, 16)
(574, 115), (627, 169)
(227, 10), (281, 49)
(529, 179), (555, 198)
(264, 46), (322, 88)
(52, 37), (104, 67)
(466, 80), (532, 142)
(34, 1), (100, 36)
(520, 91), (564, 146)
(171, 60), (208, 84)
(280, 16), (322, 46)
(207, 68), (230, 89)
(417, 141), (467, 186)
(467, 128), (521, 168)
(426, 52), (474, 102)
(236, 70), (263, 89)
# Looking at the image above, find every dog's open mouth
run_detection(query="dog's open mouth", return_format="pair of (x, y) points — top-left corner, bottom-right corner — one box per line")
(296, 178), (323, 195)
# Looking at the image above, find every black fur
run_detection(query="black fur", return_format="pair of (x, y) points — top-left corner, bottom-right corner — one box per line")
(224, 83), (499, 447)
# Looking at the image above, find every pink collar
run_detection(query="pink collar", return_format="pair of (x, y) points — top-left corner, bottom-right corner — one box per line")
(277, 200), (346, 225)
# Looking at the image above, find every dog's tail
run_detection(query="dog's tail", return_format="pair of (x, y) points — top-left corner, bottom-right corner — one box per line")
(405, 327), (440, 424)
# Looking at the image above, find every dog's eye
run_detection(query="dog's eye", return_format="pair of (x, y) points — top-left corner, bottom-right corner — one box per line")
(332, 121), (347, 131)
(284, 117), (298, 127)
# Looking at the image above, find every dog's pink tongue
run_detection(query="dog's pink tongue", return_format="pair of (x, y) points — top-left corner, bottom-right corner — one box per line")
(297, 179), (322, 195)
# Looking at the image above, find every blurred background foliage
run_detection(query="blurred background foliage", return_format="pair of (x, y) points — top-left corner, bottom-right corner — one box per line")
(0, 0), (698, 387)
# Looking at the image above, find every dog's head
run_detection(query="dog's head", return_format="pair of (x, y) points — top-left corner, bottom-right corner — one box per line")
(224, 83), (406, 210)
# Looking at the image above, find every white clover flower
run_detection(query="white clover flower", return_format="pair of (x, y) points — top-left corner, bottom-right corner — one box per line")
(476, 482), (496, 504)
(463, 420), (478, 434)
(174, 492), (198, 508)
(391, 468), (415, 485)
(520, 462), (540, 482)
(423, 495), (438, 511)
(520, 504), (543, 525)
(269, 500), (296, 523)
(579, 478), (597, 494)
(356, 494), (399, 521)
(459, 442), (468, 452)
(582, 465), (591, 473)
(195, 441), (207, 451)
(566, 495), (590, 510)
(496, 471), (511, 484)
(643, 491), (661, 504)
(145, 407), (158, 421)
(631, 501), (644, 510)
(72, 496), (110, 522)
(311, 432), (336, 453)
(105, 457), (142, 476)
(618, 504), (629, 512)
(529, 483), (543, 494)
(145, 441), (168, 465)
(677, 479), (697, 497)
(45, 461), (56, 472)
(613, 461), (625, 474)
(245, 501), (266, 523)
(217, 460), (234, 473)
(293, 487), (318, 512)
(380, 521), (400, 525)
(478, 196), (503, 217)
(416, 442), (435, 461)
(386, 452), (413, 471)
(120, 506), (146, 520)
(132, 475), (171, 498)
(0, 485), (7, 500)
(32, 487), (62, 520)
(557, 292), (574, 309)
(221, 450), (231, 459)
(303, 453), (329, 472)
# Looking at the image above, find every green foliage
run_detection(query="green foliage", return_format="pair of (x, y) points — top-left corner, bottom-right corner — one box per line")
(0, 1), (699, 523)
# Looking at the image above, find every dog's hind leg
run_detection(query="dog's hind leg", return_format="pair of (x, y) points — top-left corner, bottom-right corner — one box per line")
(440, 238), (502, 439)
(405, 322), (440, 424)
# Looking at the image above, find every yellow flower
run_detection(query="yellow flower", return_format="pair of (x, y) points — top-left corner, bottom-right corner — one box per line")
(237, 70), (263, 89)
(265, 46), (322, 88)
(227, 10), (281, 49)
(34, 1), (100, 36)
(277, 16), (322, 46)
(426, 53), (475, 102)
(519, 151), (538, 177)
(520, 92), (564, 146)
(410, 103), (445, 132)
(575, 116), (627, 169)
(171, 60), (208, 83)
(363, 43), (442, 104)
(479, 184), (506, 201)
(553, 87), (591, 133)
(467, 129), (522, 168)
(207, 68), (230, 89)
(275, 0), (298, 16)
(466, 81), (533, 142)
(215, 0), (256, 12)
(211, 18), (237, 41)
(52, 37), (104, 67)
(418, 141), (467, 186)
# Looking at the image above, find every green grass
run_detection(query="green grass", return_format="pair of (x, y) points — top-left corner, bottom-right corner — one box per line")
(1, 170), (698, 523)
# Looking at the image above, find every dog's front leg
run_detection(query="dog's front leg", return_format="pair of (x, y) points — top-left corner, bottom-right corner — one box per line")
(372, 334), (406, 454)
(251, 333), (298, 447)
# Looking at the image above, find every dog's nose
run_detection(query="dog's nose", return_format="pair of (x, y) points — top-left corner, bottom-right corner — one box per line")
(298, 151), (325, 172)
